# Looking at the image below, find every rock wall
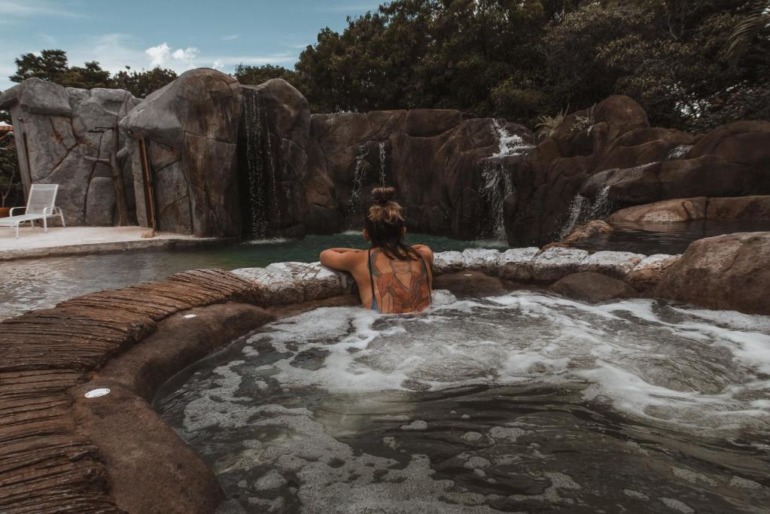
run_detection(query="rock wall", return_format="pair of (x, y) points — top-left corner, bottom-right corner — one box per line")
(239, 79), (534, 239)
(121, 69), (242, 237)
(506, 95), (770, 246)
(6, 75), (769, 242)
(0, 78), (139, 226)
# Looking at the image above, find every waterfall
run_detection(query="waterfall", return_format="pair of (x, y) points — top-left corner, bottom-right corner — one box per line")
(558, 194), (588, 240)
(239, 89), (280, 240)
(492, 119), (531, 157)
(346, 145), (369, 226)
(378, 142), (387, 185)
(557, 186), (613, 240)
(241, 91), (267, 239)
(480, 121), (534, 239)
(481, 163), (514, 240)
(589, 186), (612, 219)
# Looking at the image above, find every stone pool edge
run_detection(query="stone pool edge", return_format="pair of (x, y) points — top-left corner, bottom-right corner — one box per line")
(1, 233), (769, 513)
(0, 236), (234, 262)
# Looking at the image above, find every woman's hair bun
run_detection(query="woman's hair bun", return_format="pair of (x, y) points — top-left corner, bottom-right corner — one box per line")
(371, 186), (397, 205)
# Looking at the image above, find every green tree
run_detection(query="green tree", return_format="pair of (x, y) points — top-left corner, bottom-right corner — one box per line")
(233, 64), (301, 88)
(10, 49), (69, 83)
(0, 141), (21, 208)
(11, 49), (113, 89)
(112, 66), (178, 98)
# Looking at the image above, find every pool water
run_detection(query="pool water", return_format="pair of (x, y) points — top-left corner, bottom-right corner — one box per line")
(157, 292), (770, 513)
(0, 233), (503, 321)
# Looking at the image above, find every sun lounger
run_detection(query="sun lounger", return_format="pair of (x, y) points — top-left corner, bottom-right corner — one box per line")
(0, 184), (66, 238)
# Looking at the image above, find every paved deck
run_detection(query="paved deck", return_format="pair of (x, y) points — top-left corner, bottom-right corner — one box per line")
(0, 226), (228, 261)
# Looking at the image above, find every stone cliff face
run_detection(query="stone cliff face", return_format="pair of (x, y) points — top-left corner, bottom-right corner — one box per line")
(508, 95), (770, 246)
(5, 74), (769, 243)
(121, 69), (242, 237)
(237, 77), (534, 240)
(0, 78), (139, 226)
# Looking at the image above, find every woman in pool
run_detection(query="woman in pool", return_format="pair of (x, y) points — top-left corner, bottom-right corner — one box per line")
(320, 187), (433, 314)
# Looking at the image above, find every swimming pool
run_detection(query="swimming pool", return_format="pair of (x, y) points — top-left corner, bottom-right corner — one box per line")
(157, 292), (770, 513)
(0, 233), (505, 320)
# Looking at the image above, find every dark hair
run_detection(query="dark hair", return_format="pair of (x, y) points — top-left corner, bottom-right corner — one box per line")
(364, 187), (419, 260)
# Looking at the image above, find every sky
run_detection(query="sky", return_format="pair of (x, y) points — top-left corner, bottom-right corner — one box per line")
(0, 0), (382, 92)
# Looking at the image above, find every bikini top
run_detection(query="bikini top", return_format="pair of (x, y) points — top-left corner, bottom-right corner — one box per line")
(367, 248), (431, 314)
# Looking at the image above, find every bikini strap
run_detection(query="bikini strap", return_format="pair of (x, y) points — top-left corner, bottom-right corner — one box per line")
(368, 248), (377, 306)
(415, 250), (432, 307)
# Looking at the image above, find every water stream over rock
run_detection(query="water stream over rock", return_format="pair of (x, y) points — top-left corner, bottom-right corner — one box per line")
(479, 122), (532, 240)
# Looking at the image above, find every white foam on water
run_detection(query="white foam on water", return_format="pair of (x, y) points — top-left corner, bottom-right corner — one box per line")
(198, 291), (770, 437)
(169, 291), (770, 512)
(242, 237), (291, 245)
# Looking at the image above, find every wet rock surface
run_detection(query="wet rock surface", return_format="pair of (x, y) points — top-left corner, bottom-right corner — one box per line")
(609, 195), (770, 224)
(657, 232), (770, 314)
(504, 95), (770, 246)
(550, 271), (635, 302)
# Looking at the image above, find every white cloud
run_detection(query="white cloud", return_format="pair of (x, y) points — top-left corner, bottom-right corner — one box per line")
(206, 53), (296, 67)
(145, 43), (171, 67)
(221, 34), (240, 41)
(0, 0), (85, 21)
(0, 33), (300, 92)
(146, 43), (199, 70)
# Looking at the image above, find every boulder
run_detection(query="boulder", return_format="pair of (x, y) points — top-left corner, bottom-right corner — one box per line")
(608, 198), (707, 223)
(433, 270), (507, 298)
(122, 69), (241, 237)
(627, 254), (680, 293)
(504, 96), (770, 246)
(462, 249), (501, 275)
(705, 196), (770, 220)
(232, 263), (353, 305)
(432, 251), (465, 275)
(579, 251), (645, 279)
(307, 109), (533, 240)
(530, 247), (589, 282)
(1, 79), (138, 226)
(656, 232), (770, 315)
(498, 247), (539, 281)
(550, 272), (634, 302)
(562, 220), (613, 245)
(608, 196), (770, 224)
(238, 80), (312, 238)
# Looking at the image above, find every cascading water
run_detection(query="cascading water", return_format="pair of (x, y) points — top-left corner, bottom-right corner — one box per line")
(240, 91), (267, 238)
(557, 186), (613, 240)
(158, 293), (770, 513)
(558, 194), (588, 240)
(480, 121), (533, 240)
(378, 142), (387, 185)
(346, 145), (370, 227)
(239, 89), (280, 239)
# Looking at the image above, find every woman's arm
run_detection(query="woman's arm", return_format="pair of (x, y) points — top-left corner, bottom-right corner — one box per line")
(320, 248), (364, 271)
(412, 244), (434, 266)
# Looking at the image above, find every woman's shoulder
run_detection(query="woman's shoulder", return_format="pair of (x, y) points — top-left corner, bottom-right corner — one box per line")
(410, 244), (433, 262)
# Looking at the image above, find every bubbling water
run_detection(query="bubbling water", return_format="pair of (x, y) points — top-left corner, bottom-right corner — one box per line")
(158, 292), (770, 513)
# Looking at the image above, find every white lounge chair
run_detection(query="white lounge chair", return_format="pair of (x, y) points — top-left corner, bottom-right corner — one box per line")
(0, 184), (66, 238)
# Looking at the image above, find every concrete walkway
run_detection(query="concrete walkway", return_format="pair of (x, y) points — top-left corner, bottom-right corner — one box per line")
(0, 226), (228, 261)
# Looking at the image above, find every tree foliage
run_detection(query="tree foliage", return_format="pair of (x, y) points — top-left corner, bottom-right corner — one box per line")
(233, 64), (300, 89)
(8, 50), (177, 98)
(112, 66), (178, 98)
(0, 141), (21, 208)
(293, 0), (768, 129)
(6, 1), (768, 131)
